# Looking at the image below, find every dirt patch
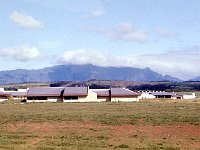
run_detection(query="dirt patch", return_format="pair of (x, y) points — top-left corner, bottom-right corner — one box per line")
(7, 121), (200, 137)
(112, 124), (200, 149)
(113, 124), (200, 138)
(6, 121), (200, 149)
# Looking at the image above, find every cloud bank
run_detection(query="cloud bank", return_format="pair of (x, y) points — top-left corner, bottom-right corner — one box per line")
(0, 45), (40, 61)
(58, 48), (200, 80)
(10, 11), (43, 28)
(59, 49), (111, 66)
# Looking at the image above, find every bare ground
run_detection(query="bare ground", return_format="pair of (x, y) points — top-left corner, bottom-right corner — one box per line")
(5, 121), (200, 149)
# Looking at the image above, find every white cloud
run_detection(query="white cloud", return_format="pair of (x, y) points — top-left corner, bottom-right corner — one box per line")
(82, 10), (104, 19)
(87, 22), (148, 42)
(30, 0), (105, 13)
(58, 48), (200, 80)
(118, 32), (148, 42)
(156, 29), (176, 38)
(91, 10), (104, 17)
(0, 45), (40, 61)
(58, 49), (111, 66)
(115, 23), (148, 41)
(39, 40), (63, 49)
(123, 51), (200, 80)
(10, 11), (43, 28)
(116, 23), (134, 33)
(86, 27), (111, 37)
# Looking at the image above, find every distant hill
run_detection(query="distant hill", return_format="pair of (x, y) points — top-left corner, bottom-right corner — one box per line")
(0, 64), (181, 84)
(190, 76), (200, 81)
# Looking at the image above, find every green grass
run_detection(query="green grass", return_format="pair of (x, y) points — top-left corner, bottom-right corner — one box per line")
(0, 100), (200, 149)
(1, 101), (200, 125)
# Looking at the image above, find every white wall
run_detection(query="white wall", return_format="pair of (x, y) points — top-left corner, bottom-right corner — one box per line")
(0, 88), (8, 102)
(183, 93), (196, 99)
(138, 92), (156, 99)
(111, 97), (139, 102)
(27, 96), (62, 103)
(97, 96), (110, 102)
(63, 96), (89, 102)
(27, 100), (47, 103)
(18, 89), (28, 92)
(12, 97), (25, 100)
(47, 97), (62, 102)
(0, 98), (8, 102)
(86, 90), (98, 102)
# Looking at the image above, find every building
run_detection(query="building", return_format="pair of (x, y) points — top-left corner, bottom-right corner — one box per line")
(0, 91), (10, 102)
(0, 88), (28, 101)
(63, 87), (98, 102)
(63, 87), (141, 102)
(6, 89), (28, 101)
(152, 92), (182, 99)
(9, 92), (27, 101)
(182, 93), (196, 99)
(138, 91), (156, 99)
(27, 87), (64, 102)
(111, 88), (140, 102)
(91, 89), (111, 102)
(4, 86), (197, 102)
(1, 86), (195, 102)
(0, 88), (4, 92)
(16, 86), (141, 103)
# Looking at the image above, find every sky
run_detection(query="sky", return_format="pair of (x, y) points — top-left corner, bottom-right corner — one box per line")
(1, 0), (200, 80)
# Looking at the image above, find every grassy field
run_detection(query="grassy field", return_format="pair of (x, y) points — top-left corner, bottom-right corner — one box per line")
(0, 100), (200, 150)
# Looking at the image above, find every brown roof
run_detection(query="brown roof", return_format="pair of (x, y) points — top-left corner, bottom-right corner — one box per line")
(10, 92), (27, 97)
(92, 89), (110, 96)
(63, 87), (88, 96)
(152, 92), (176, 96)
(111, 88), (140, 97)
(27, 87), (64, 97)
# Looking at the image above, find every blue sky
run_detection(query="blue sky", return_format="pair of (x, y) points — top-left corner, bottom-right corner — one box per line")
(1, 0), (200, 80)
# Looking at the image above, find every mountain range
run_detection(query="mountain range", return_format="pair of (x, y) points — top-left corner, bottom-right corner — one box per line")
(0, 64), (182, 84)
(190, 76), (200, 81)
